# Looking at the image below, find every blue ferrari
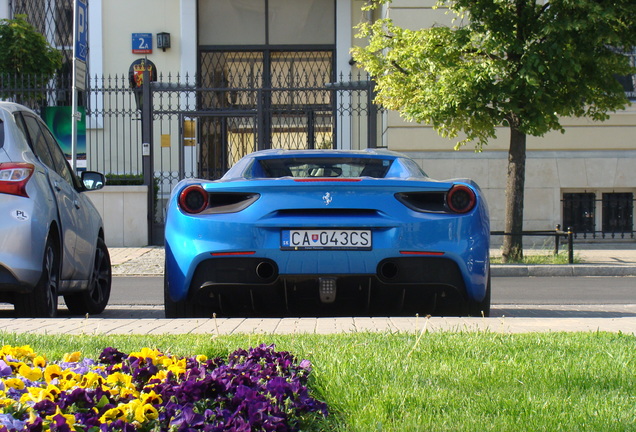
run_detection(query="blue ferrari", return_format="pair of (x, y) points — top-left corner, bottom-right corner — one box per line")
(164, 149), (490, 318)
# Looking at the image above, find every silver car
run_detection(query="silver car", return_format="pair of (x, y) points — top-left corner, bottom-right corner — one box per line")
(0, 101), (111, 317)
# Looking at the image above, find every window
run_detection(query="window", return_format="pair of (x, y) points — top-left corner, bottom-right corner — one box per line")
(617, 49), (636, 100)
(563, 191), (635, 237)
(22, 114), (57, 172)
(198, 0), (335, 45)
(23, 113), (76, 188)
(256, 157), (392, 178)
(562, 193), (596, 233)
(603, 193), (634, 234)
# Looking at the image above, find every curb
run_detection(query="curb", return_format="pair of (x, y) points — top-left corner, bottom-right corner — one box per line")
(492, 264), (636, 277)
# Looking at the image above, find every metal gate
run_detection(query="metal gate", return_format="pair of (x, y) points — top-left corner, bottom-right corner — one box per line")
(142, 57), (379, 244)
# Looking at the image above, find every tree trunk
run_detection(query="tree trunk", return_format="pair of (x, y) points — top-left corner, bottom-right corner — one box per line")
(502, 126), (527, 262)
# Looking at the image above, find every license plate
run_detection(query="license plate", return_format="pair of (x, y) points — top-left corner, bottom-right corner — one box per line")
(281, 229), (372, 250)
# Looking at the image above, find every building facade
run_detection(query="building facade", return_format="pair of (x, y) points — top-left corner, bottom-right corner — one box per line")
(2, 0), (634, 243)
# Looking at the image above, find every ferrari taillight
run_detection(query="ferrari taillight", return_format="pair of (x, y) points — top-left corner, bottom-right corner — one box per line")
(179, 185), (208, 214)
(0, 163), (34, 198)
(446, 185), (476, 214)
(178, 185), (259, 214)
(395, 184), (477, 214)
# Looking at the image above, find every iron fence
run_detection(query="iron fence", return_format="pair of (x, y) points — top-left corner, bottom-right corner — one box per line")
(5, 72), (635, 244)
(1, 71), (382, 243)
(490, 226), (575, 263)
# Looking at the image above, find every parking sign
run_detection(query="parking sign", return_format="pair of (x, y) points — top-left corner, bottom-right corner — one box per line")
(75, 0), (87, 62)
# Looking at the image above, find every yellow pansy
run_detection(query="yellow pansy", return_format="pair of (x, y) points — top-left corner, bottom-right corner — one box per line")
(4, 378), (25, 390)
(44, 364), (63, 383)
(140, 390), (162, 405)
(148, 369), (168, 383)
(122, 399), (140, 416)
(1, 345), (35, 361)
(119, 386), (140, 399)
(20, 384), (61, 404)
(79, 371), (105, 389)
(46, 406), (76, 431)
(29, 409), (39, 423)
(18, 363), (43, 381)
(134, 403), (159, 423)
(54, 370), (80, 391)
(60, 369), (80, 382)
(106, 371), (133, 388)
(167, 358), (187, 376)
(63, 351), (82, 363)
(33, 355), (47, 368)
(99, 406), (127, 424)
(130, 347), (162, 365)
(0, 396), (15, 409)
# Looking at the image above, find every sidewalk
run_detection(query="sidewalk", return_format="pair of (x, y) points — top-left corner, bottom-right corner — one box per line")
(110, 243), (636, 277)
(0, 244), (634, 336)
(2, 314), (636, 336)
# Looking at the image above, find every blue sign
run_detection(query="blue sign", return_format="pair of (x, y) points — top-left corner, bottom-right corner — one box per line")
(132, 33), (153, 54)
(74, 0), (88, 62)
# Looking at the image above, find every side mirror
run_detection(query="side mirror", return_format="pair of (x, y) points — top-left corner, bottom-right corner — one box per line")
(81, 171), (106, 191)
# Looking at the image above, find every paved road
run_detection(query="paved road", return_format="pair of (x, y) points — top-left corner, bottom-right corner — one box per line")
(110, 275), (636, 305)
(106, 275), (636, 319)
(0, 275), (634, 334)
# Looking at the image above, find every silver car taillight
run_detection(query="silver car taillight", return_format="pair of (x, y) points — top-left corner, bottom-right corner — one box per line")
(0, 163), (34, 197)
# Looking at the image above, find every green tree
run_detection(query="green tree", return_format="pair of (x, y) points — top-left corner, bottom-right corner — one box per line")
(352, 0), (636, 261)
(0, 14), (62, 100)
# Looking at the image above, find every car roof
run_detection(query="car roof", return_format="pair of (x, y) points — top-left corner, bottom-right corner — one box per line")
(0, 101), (36, 115)
(246, 148), (407, 159)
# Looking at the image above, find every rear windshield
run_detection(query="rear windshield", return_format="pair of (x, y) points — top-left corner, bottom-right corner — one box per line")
(256, 157), (393, 178)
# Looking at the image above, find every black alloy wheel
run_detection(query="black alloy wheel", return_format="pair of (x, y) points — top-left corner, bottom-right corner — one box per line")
(15, 237), (60, 318)
(64, 238), (112, 315)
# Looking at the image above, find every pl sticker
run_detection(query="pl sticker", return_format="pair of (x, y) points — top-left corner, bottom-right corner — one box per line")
(12, 210), (29, 221)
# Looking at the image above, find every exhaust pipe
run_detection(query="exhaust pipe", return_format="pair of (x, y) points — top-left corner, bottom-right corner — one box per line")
(255, 261), (276, 280)
(379, 261), (399, 280)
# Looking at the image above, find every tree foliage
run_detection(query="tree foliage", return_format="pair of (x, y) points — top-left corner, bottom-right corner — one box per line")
(352, 0), (636, 260)
(0, 14), (62, 93)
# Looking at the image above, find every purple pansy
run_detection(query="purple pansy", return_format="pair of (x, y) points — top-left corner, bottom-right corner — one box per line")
(0, 344), (327, 431)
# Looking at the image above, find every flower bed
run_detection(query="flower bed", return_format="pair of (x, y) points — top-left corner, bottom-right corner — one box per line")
(0, 344), (327, 432)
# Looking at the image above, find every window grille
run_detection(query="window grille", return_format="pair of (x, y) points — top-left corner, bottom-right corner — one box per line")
(562, 193), (596, 233)
(602, 193), (634, 234)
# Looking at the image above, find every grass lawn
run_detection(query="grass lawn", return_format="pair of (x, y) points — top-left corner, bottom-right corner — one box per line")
(490, 252), (579, 265)
(1, 330), (634, 431)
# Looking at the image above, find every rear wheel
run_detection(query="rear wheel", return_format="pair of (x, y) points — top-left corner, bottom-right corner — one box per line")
(164, 267), (210, 318)
(64, 238), (112, 315)
(398, 288), (437, 317)
(15, 237), (59, 318)
(467, 272), (491, 317)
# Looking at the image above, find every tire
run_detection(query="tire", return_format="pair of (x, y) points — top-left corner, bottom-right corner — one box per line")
(64, 238), (112, 315)
(15, 237), (60, 318)
(164, 266), (211, 318)
(467, 271), (491, 317)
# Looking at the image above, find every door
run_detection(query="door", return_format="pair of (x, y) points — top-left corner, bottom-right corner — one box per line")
(23, 113), (97, 282)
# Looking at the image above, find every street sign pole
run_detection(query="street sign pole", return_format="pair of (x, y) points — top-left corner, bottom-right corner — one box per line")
(72, 0), (88, 172)
(71, 0), (78, 171)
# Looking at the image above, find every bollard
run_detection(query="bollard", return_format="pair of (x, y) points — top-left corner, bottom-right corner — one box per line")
(567, 227), (574, 264)
(554, 224), (561, 255)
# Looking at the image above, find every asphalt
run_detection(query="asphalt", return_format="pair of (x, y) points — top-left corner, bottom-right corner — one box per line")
(109, 243), (636, 277)
(0, 243), (634, 336)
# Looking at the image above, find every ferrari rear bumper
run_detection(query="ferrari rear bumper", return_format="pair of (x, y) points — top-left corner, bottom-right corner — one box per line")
(181, 255), (475, 316)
